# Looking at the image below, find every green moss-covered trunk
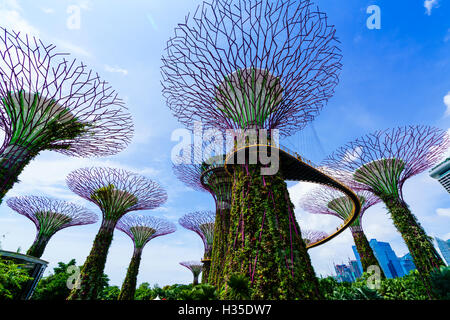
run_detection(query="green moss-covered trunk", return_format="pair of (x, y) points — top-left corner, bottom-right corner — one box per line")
(67, 219), (116, 300)
(193, 274), (199, 286)
(379, 193), (444, 298)
(26, 234), (51, 258)
(351, 229), (385, 278)
(208, 207), (230, 287)
(201, 258), (211, 284)
(118, 247), (142, 300)
(0, 148), (33, 205)
(220, 164), (321, 300)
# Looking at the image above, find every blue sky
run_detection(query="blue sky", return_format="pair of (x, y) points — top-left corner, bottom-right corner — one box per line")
(0, 0), (449, 287)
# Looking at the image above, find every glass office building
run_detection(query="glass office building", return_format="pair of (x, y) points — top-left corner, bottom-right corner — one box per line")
(399, 253), (416, 275)
(353, 239), (406, 278)
(435, 237), (450, 265)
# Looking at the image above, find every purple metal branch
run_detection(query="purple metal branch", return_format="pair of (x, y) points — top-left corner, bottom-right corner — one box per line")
(322, 125), (450, 196)
(66, 167), (167, 214)
(161, 0), (342, 136)
(0, 27), (133, 157)
(6, 195), (98, 233)
(179, 211), (215, 255)
(116, 214), (176, 249)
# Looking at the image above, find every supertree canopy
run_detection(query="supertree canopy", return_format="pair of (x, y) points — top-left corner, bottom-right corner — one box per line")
(0, 27), (133, 204)
(116, 214), (176, 300)
(66, 167), (167, 300)
(161, 0), (342, 136)
(162, 0), (342, 299)
(180, 261), (203, 286)
(179, 211), (215, 284)
(302, 230), (328, 246)
(323, 125), (450, 296)
(6, 195), (98, 258)
(301, 187), (385, 276)
(172, 143), (233, 288)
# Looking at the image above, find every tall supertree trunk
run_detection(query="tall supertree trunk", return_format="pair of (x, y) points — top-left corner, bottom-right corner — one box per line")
(220, 164), (321, 300)
(0, 145), (34, 204)
(67, 219), (116, 300)
(379, 193), (444, 297)
(118, 247), (143, 300)
(351, 228), (385, 278)
(208, 207), (230, 287)
(26, 233), (51, 258)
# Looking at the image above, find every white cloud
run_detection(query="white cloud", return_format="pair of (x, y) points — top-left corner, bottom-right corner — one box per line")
(0, 0), (39, 36)
(105, 65), (129, 76)
(55, 39), (92, 58)
(436, 208), (450, 217)
(424, 0), (439, 15)
(444, 92), (450, 117)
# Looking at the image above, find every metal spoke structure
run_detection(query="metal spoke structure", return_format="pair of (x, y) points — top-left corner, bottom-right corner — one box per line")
(179, 211), (215, 283)
(6, 195), (97, 258)
(116, 214), (176, 300)
(302, 230), (328, 246)
(66, 167), (167, 300)
(301, 186), (384, 276)
(322, 125), (450, 296)
(0, 27), (133, 204)
(180, 261), (203, 286)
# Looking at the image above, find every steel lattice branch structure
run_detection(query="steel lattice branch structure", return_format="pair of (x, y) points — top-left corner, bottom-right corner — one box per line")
(301, 186), (384, 276)
(116, 214), (176, 300)
(180, 261), (203, 286)
(161, 0), (342, 136)
(162, 0), (342, 299)
(179, 211), (215, 284)
(66, 167), (167, 300)
(322, 125), (450, 296)
(6, 195), (98, 258)
(302, 230), (328, 246)
(0, 28), (133, 205)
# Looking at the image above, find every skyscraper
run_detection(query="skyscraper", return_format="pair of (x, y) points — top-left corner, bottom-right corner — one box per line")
(353, 239), (405, 278)
(435, 237), (450, 265)
(334, 264), (355, 283)
(430, 158), (450, 194)
(399, 253), (416, 275)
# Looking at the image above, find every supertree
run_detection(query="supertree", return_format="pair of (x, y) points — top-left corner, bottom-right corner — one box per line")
(179, 211), (215, 283)
(116, 214), (176, 300)
(65, 167), (167, 300)
(323, 125), (450, 295)
(0, 27), (133, 204)
(172, 142), (233, 288)
(302, 230), (328, 246)
(301, 187), (385, 277)
(180, 261), (203, 286)
(6, 195), (98, 258)
(162, 0), (342, 299)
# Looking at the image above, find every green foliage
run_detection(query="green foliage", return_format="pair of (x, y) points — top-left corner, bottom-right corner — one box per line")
(134, 282), (159, 300)
(224, 274), (252, 300)
(33, 259), (77, 300)
(430, 266), (450, 300)
(33, 259), (110, 300)
(101, 285), (120, 300)
(318, 268), (448, 300)
(0, 257), (33, 300)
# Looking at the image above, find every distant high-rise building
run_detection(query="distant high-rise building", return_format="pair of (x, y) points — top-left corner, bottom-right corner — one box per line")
(349, 259), (363, 279)
(430, 158), (450, 193)
(399, 253), (416, 275)
(435, 237), (450, 265)
(334, 264), (355, 283)
(353, 239), (405, 278)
